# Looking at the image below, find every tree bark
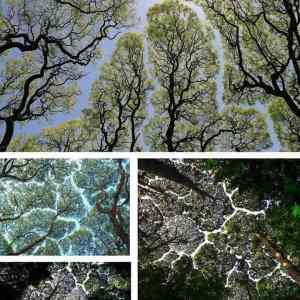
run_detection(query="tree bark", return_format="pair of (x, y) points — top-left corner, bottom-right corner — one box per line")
(257, 233), (300, 287)
(0, 119), (14, 152)
(139, 159), (212, 199)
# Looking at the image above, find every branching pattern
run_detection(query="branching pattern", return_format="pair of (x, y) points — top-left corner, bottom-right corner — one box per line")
(0, 262), (130, 300)
(0, 0), (133, 151)
(0, 159), (129, 255)
(139, 159), (300, 298)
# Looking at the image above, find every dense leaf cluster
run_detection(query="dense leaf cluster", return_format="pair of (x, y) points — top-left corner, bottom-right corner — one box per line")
(0, 262), (130, 300)
(0, 159), (130, 255)
(4, 0), (297, 152)
(139, 159), (300, 299)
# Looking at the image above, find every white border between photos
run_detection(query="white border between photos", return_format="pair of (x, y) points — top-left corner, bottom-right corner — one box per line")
(0, 151), (299, 159)
(0, 151), (299, 300)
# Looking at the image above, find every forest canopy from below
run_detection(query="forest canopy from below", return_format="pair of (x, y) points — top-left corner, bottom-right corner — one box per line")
(0, 0), (299, 152)
(0, 159), (130, 255)
(138, 159), (300, 299)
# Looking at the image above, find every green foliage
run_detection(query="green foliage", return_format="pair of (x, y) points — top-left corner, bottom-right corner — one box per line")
(257, 274), (300, 300)
(283, 177), (300, 197)
(0, 234), (12, 255)
(207, 159), (300, 260)
(84, 31), (149, 151)
(0, 0), (133, 151)
(2, 0), (277, 152)
(266, 206), (300, 260)
(269, 98), (300, 151)
(139, 262), (227, 300)
(35, 239), (61, 255)
(210, 160), (300, 205)
(0, 262), (130, 299)
(292, 204), (300, 219)
(8, 136), (42, 152)
(196, 0), (300, 150)
(108, 276), (129, 290)
(0, 159), (129, 255)
(140, 159), (300, 299)
(221, 106), (272, 151)
(145, 0), (219, 151)
(206, 159), (216, 170)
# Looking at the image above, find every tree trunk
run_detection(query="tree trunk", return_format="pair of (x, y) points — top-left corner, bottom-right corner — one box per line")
(256, 233), (300, 287)
(0, 119), (14, 152)
(139, 159), (212, 199)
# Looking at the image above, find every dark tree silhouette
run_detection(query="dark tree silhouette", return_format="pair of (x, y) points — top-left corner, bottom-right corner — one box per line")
(0, 0), (132, 151)
(203, 0), (300, 118)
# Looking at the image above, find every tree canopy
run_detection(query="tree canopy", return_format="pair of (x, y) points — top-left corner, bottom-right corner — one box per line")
(83, 32), (150, 151)
(2, 0), (289, 152)
(0, 0), (133, 151)
(0, 262), (130, 300)
(139, 159), (300, 299)
(0, 159), (129, 255)
(198, 0), (300, 150)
